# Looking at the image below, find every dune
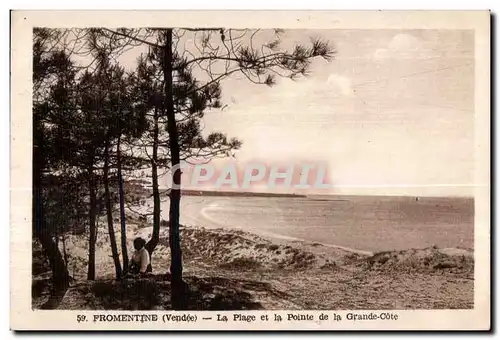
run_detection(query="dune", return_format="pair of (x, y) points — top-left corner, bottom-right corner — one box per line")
(32, 213), (474, 310)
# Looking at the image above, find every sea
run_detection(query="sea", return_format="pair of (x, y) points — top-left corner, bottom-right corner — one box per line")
(157, 195), (474, 253)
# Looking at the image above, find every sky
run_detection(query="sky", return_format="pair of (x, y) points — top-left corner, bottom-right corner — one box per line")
(198, 29), (475, 197)
(118, 29), (475, 197)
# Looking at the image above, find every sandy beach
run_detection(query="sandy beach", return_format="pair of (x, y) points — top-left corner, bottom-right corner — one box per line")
(32, 205), (474, 310)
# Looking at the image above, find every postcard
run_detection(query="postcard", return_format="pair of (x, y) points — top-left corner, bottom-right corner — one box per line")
(10, 10), (490, 331)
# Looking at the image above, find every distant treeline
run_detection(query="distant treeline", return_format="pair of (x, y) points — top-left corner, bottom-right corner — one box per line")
(126, 180), (306, 198)
(180, 190), (307, 198)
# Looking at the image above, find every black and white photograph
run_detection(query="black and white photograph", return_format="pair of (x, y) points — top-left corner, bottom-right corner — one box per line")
(10, 10), (491, 331)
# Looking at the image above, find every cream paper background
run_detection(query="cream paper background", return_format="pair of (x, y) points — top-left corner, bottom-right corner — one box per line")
(10, 10), (490, 331)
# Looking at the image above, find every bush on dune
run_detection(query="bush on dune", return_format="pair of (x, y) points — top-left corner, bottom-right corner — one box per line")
(219, 257), (262, 270)
(363, 247), (474, 276)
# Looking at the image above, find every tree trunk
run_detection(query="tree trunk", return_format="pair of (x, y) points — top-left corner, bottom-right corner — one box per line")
(62, 233), (68, 267)
(117, 135), (129, 272)
(34, 226), (71, 309)
(33, 122), (70, 309)
(104, 139), (122, 279)
(87, 161), (97, 281)
(163, 28), (185, 309)
(145, 107), (161, 262)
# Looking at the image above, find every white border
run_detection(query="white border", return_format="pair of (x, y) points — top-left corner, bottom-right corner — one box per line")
(8, 9), (491, 332)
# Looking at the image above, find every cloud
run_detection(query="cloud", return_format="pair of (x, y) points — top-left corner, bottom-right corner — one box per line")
(270, 73), (354, 100)
(389, 34), (420, 51)
(326, 74), (354, 97)
(373, 33), (430, 60)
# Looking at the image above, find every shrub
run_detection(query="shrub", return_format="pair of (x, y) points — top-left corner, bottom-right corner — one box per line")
(267, 244), (279, 251)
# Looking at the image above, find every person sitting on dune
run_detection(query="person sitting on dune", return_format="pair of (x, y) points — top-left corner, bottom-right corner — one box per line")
(128, 237), (152, 276)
